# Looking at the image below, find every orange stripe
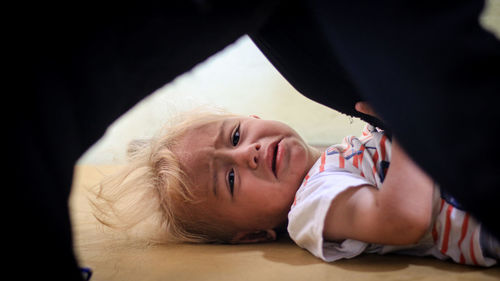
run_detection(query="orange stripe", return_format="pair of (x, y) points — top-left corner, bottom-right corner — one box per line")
(359, 146), (365, 167)
(303, 174), (310, 186)
(339, 155), (345, 168)
(440, 205), (453, 254)
(470, 230), (478, 266)
(372, 150), (379, 164)
(432, 225), (438, 243)
(439, 199), (445, 212)
(458, 214), (470, 264)
(292, 196), (297, 206)
(319, 152), (326, 172)
(379, 135), (387, 161)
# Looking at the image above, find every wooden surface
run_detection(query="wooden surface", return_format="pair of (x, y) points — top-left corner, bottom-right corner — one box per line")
(70, 165), (500, 281)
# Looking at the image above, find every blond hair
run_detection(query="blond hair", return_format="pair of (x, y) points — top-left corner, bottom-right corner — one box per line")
(89, 108), (240, 244)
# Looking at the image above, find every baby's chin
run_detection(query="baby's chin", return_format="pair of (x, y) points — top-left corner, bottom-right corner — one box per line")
(287, 166), (310, 191)
(288, 142), (318, 179)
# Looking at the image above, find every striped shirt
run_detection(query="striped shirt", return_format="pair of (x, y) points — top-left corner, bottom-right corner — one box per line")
(287, 125), (497, 266)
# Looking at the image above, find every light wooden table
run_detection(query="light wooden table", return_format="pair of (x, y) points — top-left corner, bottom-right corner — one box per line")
(70, 165), (500, 281)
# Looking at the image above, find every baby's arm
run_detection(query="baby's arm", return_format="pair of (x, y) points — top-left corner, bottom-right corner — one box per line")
(323, 104), (434, 245)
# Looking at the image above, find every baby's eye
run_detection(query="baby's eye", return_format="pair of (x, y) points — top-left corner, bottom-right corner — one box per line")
(232, 125), (240, 146)
(228, 169), (235, 195)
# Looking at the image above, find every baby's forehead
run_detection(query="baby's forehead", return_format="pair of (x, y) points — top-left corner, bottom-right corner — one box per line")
(178, 115), (242, 150)
(174, 115), (245, 192)
(184, 115), (238, 139)
(174, 123), (220, 191)
(178, 120), (219, 148)
(176, 136), (214, 169)
(174, 151), (212, 200)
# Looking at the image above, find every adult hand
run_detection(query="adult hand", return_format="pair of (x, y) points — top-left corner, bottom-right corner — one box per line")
(355, 101), (378, 119)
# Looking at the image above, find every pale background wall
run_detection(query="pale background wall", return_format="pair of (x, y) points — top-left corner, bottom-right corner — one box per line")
(78, 1), (499, 165)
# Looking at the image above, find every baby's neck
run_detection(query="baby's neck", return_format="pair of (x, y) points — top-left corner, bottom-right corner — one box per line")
(307, 145), (322, 167)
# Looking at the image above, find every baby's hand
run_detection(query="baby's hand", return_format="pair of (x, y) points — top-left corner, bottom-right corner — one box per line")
(355, 101), (378, 118)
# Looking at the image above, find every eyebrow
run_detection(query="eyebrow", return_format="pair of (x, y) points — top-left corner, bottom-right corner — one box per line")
(212, 167), (217, 197)
(211, 119), (230, 197)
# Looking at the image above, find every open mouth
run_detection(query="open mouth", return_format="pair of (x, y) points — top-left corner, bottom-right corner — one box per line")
(272, 143), (278, 176)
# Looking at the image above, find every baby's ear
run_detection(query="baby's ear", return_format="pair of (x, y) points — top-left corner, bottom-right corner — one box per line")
(231, 229), (276, 244)
(249, 115), (261, 119)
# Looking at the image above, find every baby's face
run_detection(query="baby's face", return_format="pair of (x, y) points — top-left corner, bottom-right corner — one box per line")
(174, 116), (320, 237)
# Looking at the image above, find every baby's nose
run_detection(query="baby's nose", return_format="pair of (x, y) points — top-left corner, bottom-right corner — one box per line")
(242, 143), (261, 169)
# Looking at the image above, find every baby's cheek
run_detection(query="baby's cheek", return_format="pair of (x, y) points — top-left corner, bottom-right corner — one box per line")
(267, 192), (294, 215)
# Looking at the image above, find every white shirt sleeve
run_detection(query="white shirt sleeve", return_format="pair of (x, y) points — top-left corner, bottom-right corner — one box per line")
(287, 170), (372, 262)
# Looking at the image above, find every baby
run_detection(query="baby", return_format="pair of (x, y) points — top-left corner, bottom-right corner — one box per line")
(91, 103), (498, 267)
